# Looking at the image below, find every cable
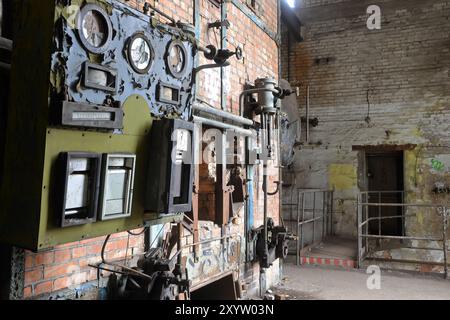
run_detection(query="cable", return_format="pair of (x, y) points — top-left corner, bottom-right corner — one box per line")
(127, 227), (148, 236)
(101, 234), (111, 264)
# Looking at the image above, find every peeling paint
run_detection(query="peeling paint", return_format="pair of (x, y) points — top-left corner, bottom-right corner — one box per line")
(328, 164), (357, 191)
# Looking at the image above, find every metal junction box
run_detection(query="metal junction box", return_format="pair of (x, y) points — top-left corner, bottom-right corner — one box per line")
(0, 0), (197, 251)
(145, 119), (195, 215)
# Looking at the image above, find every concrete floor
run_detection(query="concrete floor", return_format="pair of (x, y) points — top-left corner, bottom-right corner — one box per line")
(275, 263), (450, 300)
(302, 237), (356, 260)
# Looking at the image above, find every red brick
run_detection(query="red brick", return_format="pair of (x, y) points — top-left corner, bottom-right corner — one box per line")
(44, 262), (81, 279)
(72, 247), (87, 259)
(54, 249), (71, 263)
(35, 252), (54, 266)
(53, 277), (69, 291)
(34, 281), (53, 296)
(87, 269), (99, 282)
(25, 268), (43, 286)
(86, 244), (103, 256)
(25, 255), (34, 269)
(23, 286), (33, 298)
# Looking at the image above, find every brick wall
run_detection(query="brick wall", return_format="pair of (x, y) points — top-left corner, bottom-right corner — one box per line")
(282, 0), (450, 240)
(24, 232), (145, 298)
(22, 0), (280, 299)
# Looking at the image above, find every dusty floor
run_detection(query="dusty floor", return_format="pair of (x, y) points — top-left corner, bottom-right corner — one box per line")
(274, 263), (450, 300)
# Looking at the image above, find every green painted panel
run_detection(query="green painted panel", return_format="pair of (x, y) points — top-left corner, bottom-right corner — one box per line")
(35, 95), (153, 250)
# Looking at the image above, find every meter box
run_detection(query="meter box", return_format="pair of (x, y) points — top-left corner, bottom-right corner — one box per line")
(145, 119), (194, 215)
(59, 152), (102, 228)
(99, 154), (136, 221)
(0, 0), (198, 251)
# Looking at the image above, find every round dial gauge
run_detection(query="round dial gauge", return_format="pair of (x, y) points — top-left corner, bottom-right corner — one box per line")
(166, 41), (188, 78)
(77, 4), (112, 54)
(127, 33), (153, 74)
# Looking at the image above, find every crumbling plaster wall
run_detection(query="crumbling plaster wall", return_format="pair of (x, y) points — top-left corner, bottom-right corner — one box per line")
(283, 0), (450, 240)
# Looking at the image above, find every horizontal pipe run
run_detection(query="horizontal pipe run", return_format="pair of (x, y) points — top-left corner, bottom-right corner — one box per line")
(193, 115), (254, 136)
(0, 37), (13, 51)
(193, 102), (254, 126)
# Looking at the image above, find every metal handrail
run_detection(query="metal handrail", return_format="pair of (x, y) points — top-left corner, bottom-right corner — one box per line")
(357, 191), (450, 278)
(282, 189), (334, 266)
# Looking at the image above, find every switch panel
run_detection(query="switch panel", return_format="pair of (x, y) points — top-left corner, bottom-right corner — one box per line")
(0, 0), (199, 251)
(99, 154), (136, 221)
(145, 119), (194, 215)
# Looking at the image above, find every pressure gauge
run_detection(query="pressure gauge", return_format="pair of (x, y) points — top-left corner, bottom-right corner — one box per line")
(77, 4), (113, 54)
(126, 33), (154, 74)
(166, 40), (188, 78)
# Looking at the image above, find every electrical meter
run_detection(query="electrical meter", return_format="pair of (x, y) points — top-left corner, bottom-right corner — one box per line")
(99, 154), (136, 221)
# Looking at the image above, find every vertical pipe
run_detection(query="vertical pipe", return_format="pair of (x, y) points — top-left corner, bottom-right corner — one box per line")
(306, 86), (310, 144)
(220, 2), (227, 111)
(263, 164), (268, 244)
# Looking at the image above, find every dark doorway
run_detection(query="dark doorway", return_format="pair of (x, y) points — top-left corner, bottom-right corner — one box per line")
(367, 151), (404, 236)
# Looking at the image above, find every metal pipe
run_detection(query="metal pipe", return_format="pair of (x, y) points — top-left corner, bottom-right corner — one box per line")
(296, 189), (300, 266)
(300, 192), (305, 263)
(357, 193), (362, 268)
(220, 2), (227, 111)
(0, 37), (12, 51)
(306, 85), (310, 143)
(193, 102), (254, 126)
(262, 162), (269, 265)
(443, 212), (448, 279)
(145, 3), (176, 24)
(239, 88), (280, 117)
(192, 115), (254, 136)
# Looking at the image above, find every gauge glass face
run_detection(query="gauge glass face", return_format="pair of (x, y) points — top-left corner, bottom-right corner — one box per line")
(81, 10), (109, 48)
(130, 37), (152, 71)
(169, 44), (186, 74)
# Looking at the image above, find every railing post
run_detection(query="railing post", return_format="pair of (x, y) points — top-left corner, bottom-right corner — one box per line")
(357, 193), (362, 269)
(301, 192), (305, 263)
(296, 189), (300, 266)
(312, 192), (316, 243)
(442, 206), (449, 279)
(322, 191), (326, 239)
(330, 191), (334, 236)
(378, 192), (382, 238)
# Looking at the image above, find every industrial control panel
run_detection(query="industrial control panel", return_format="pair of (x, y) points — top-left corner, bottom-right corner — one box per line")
(0, 0), (198, 251)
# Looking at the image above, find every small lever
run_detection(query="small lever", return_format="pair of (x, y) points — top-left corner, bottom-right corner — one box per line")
(208, 19), (231, 29)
